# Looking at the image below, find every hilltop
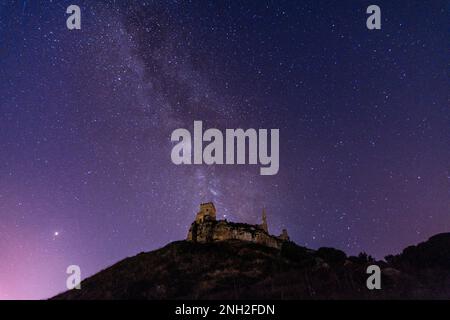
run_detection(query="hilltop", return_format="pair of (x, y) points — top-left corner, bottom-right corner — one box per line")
(53, 233), (450, 300)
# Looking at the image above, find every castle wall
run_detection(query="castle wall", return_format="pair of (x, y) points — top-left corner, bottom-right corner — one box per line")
(187, 220), (284, 249)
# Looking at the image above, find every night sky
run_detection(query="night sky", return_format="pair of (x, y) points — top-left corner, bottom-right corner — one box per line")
(0, 0), (448, 299)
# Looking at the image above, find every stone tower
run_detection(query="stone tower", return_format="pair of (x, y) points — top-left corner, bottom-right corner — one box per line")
(261, 208), (268, 233)
(195, 202), (216, 223)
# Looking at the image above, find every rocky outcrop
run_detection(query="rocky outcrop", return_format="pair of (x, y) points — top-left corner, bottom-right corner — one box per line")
(186, 202), (289, 249)
(187, 219), (284, 249)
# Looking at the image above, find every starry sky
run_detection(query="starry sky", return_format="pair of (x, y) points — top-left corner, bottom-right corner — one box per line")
(0, 0), (448, 299)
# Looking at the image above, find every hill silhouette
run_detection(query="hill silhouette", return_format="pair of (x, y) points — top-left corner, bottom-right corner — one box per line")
(53, 233), (450, 299)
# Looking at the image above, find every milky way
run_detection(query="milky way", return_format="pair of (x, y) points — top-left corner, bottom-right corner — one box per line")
(0, 1), (448, 299)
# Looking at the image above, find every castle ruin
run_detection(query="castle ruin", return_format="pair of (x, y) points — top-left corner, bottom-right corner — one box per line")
(187, 202), (289, 249)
